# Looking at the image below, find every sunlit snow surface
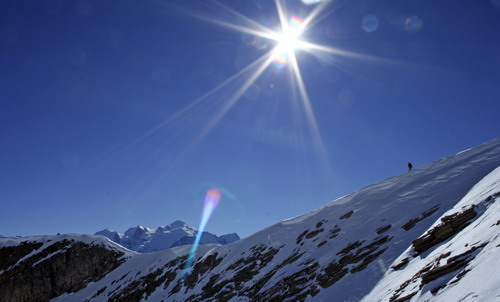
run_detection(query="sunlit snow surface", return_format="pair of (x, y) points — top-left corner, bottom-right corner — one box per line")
(10, 138), (498, 302)
(363, 166), (500, 302)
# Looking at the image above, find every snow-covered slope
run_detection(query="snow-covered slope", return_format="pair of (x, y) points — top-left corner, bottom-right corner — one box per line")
(2, 138), (499, 302)
(363, 166), (500, 302)
(95, 220), (240, 253)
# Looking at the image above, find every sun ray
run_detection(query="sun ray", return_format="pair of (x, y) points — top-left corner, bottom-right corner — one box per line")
(116, 50), (276, 157)
(299, 40), (396, 63)
(301, 0), (348, 30)
(211, 0), (278, 37)
(189, 52), (276, 148)
(134, 50), (276, 193)
(300, 0), (330, 30)
(275, 0), (290, 32)
(288, 51), (330, 170)
(189, 12), (277, 41)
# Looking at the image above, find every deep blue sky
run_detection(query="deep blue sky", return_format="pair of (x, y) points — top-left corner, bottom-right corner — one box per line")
(1, 0), (499, 238)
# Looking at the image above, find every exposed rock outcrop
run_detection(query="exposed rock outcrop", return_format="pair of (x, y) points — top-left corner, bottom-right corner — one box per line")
(412, 207), (477, 254)
(0, 239), (126, 302)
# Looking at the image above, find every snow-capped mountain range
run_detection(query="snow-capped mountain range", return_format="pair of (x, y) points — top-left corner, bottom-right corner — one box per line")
(95, 220), (240, 253)
(1, 138), (499, 302)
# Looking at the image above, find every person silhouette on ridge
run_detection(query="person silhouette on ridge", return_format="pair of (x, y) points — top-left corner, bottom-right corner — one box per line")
(408, 162), (413, 171)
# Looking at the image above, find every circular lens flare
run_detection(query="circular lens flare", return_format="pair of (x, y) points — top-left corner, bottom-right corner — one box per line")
(272, 51), (288, 68)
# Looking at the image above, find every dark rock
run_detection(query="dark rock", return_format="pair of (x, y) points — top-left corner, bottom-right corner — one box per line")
(305, 229), (323, 239)
(337, 240), (364, 255)
(0, 240), (125, 302)
(402, 205), (440, 231)
(296, 230), (308, 245)
(91, 286), (107, 299)
(422, 205), (440, 218)
(339, 211), (354, 219)
(392, 257), (409, 270)
(412, 208), (478, 254)
(0, 241), (43, 271)
(449, 209), (476, 229)
(390, 291), (417, 302)
(257, 262), (319, 301)
(402, 218), (421, 231)
(360, 236), (391, 252)
(186, 245), (280, 301)
(351, 247), (388, 273)
(184, 253), (223, 290)
(376, 224), (392, 234)
(317, 262), (348, 288)
(390, 243), (488, 302)
(317, 241), (327, 247)
(421, 259), (468, 285)
(316, 220), (326, 228)
(433, 223), (455, 240)
(329, 226), (341, 239)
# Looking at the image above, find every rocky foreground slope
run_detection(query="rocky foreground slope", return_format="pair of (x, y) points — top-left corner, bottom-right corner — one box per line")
(1, 138), (499, 302)
(0, 235), (131, 302)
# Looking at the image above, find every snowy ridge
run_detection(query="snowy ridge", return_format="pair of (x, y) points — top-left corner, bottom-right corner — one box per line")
(2, 139), (499, 301)
(48, 138), (500, 302)
(0, 234), (134, 265)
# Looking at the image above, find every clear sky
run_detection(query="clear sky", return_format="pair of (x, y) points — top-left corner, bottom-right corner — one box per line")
(1, 0), (499, 238)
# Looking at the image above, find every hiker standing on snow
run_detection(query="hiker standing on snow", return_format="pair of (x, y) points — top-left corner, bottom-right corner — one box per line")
(408, 162), (413, 171)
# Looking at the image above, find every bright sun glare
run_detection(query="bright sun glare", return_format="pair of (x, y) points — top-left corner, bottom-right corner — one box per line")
(275, 16), (305, 52)
(130, 0), (352, 172)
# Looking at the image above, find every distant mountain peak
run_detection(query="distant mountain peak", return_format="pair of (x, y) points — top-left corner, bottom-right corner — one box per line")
(168, 220), (187, 228)
(95, 221), (239, 253)
(157, 220), (188, 231)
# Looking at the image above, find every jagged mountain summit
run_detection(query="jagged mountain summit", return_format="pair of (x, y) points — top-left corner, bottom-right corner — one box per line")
(1, 138), (499, 302)
(95, 220), (240, 253)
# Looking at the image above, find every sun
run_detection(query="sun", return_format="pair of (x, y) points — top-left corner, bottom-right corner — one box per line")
(275, 16), (305, 52)
(277, 29), (300, 51)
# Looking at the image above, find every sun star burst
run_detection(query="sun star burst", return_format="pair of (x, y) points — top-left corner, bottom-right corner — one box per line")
(275, 16), (305, 53)
(126, 0), (346, 174)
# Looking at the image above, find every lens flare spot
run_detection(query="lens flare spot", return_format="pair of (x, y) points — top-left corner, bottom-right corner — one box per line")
(205, 188), (221, 207)
(272, 51), (288, 69)
(289, 16), (304, 29)
(361, 14), (379, 33)
(405, 16), (423, 33)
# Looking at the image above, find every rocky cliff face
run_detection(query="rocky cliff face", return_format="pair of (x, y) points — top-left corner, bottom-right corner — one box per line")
(0, 236), (129, 302)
